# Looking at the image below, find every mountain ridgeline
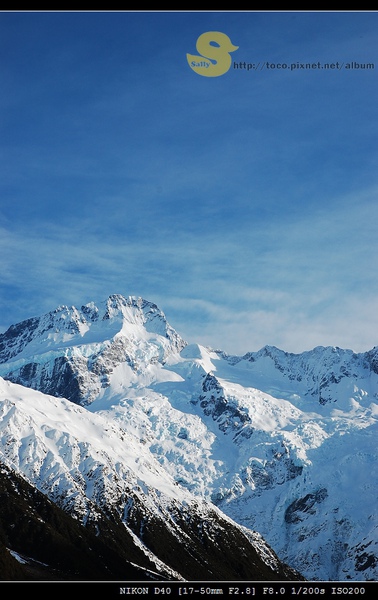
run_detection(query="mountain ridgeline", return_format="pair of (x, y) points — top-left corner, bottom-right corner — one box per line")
(0, 294), (377, 581)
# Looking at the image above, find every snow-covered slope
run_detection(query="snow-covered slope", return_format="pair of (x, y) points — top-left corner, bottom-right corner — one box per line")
(0, 376), (299, 581)
(169, 344), (378, 581)
(0, 294), (377, 581)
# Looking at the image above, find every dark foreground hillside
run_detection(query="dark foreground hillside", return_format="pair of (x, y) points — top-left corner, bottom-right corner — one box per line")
(0, 462), (158, 580)
(0, 462), (301, 581)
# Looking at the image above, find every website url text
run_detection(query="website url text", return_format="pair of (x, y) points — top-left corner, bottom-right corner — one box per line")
(233, 61), (375, 71)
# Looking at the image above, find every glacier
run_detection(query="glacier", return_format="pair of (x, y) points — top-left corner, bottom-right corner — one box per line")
(0, 293), (377, 581)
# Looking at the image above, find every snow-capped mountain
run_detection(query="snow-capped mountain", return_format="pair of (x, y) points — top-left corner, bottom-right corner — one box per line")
(0, 295), (186, 406)
(0, 294), (377, 581)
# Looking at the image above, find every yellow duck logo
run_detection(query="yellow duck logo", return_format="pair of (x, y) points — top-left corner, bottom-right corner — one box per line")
(187, 31), (238, 77)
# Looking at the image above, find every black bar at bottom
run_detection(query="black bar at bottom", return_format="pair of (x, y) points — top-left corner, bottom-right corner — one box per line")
(0, 580), (376, 597)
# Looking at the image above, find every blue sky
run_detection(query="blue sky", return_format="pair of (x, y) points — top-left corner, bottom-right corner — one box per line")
(1, 10), (377, 354)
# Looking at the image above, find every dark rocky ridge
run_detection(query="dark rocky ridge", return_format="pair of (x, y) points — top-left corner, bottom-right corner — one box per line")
(0, 461), (301, 581)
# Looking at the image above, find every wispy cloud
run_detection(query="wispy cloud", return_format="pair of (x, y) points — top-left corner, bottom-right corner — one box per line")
(1, 183), (377, 354)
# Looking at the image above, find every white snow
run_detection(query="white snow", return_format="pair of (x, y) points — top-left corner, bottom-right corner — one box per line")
(0, 295), (377, 581)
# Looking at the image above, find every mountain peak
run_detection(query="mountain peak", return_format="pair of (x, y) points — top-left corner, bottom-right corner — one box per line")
(0, 295), (186, 405)
(102, 294), (145, 320)
(0, 295), (185, 359)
